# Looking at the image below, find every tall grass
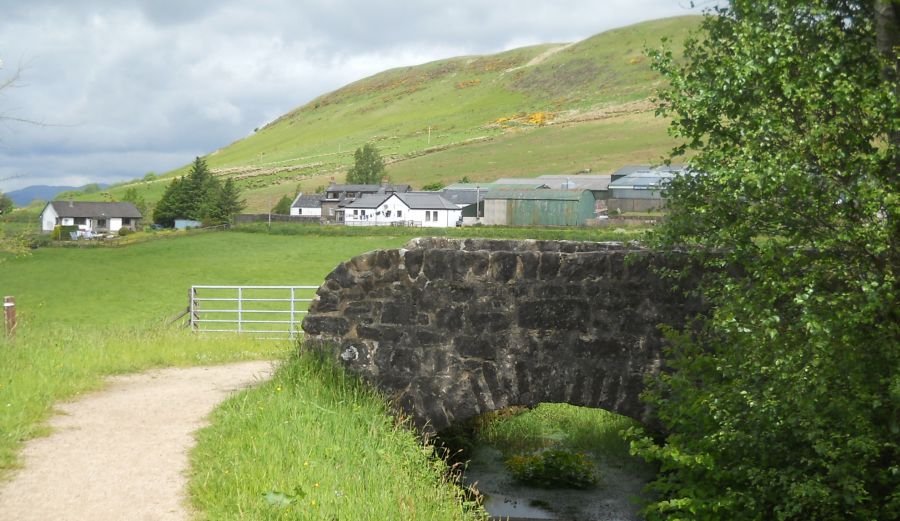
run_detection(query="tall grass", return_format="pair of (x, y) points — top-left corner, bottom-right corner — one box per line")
(190, 349), (486, 520)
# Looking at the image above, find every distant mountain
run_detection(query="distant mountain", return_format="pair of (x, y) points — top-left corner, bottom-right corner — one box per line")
(5, 184), (108, 206)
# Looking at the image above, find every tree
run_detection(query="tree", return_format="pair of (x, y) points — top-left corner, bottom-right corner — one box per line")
(0, 191), (13, 215)
(121, 187), (147, 217)
(346, 143), (386, 184)
(212, 177), (245, 224)
(271, 194), (292, 215)
(152, 177), (188, 227)
(630, 2), (899, 520)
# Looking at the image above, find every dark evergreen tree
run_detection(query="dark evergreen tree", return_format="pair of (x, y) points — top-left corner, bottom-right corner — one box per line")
(212, 177), (245, 224)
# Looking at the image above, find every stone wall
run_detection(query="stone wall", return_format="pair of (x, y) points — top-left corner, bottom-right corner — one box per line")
(302, 238), (700, 432)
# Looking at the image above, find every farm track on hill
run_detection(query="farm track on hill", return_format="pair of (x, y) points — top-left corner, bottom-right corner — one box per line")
(0, 361), (274, 521)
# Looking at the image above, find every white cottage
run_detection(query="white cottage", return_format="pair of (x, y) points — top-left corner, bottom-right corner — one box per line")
(343, 192), (461, 227)
(290, 193), (324, 217)
(40, 201), (143, 233)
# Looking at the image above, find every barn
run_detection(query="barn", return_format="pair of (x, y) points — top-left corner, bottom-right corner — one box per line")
(483, 189), (597, 226)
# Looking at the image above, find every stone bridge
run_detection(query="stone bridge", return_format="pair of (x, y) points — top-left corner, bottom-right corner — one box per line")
(302, 238), (700, 432)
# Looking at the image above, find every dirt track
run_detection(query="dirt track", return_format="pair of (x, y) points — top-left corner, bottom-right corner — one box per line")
(0, 361), (274, 521)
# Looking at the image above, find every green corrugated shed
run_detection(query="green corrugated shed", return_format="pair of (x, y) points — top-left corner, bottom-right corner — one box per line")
(484, 189), (596, 226)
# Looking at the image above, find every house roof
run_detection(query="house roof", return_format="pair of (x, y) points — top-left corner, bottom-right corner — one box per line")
(536, 175), (611, 191)
(608, 171), (677, 190)
(484, 189), (588, 201)
(325, 183), (410, 193)
(47, 201), (142, 218)
(343, 192), (458, 210)
(291, 193), (323, 208)
(396, 192), (458, 210)
(343, 194), (392, 209)
(440, 189), (483, 206)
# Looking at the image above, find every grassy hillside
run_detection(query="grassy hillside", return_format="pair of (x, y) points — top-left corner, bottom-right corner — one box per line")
(68, 16), (699, 213)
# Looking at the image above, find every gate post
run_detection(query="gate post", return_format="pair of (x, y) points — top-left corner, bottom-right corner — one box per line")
(190, 287), (198, 332)
(4, 296), (16, 339)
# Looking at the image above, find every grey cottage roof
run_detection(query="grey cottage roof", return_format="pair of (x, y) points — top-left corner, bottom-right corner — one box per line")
(48, 201), (142, 219)
(344, 192), (457, 210)
(291, 193), (324, 209)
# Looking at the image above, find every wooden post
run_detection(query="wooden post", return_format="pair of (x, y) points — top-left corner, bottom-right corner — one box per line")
(4, 296), (16, 339)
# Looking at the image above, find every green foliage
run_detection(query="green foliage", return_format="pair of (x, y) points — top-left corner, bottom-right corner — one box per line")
(421, 182), (445, 191)
(0, 191), (13, 215)
(271, 194), (293, 215)
(81, 183), (101, 194)
(505, 449), (597, 489)
(117, 227), (133, 237)
(51, 225), (78, 241)
(121, 187), (148, 217)
(631, 2), (900, 520)
(346, 143), (386, 184)
(153, 157), (245, 226)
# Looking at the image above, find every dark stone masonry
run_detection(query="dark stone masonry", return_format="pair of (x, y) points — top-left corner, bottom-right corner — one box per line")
(302, 237), (700, 432)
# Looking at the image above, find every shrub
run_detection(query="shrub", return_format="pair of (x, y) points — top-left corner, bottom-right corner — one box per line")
(118, 227), (134, 237)
(505, 448), (597, 489)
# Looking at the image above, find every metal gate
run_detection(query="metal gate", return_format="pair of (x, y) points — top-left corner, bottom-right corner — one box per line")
(189, 285), (319, 339)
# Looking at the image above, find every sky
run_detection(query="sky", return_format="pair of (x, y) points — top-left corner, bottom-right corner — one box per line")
(0, 1), (700, 193)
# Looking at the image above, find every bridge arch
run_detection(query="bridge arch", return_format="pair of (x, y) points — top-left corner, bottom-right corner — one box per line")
(302, 238), (699, 432)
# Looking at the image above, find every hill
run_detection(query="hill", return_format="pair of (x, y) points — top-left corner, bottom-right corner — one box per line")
(77, 16), (701, 213)
(6, 184), (108, 206)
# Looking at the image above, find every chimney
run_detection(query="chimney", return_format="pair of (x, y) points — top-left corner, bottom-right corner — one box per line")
(69, 199), (74, 208)
(381, 176), (389, 186)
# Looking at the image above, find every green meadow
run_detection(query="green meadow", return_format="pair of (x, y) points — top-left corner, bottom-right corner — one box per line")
(1, 226), (649, 519)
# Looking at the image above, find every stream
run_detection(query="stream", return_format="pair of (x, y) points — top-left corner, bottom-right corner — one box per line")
(462, 446), (653, 521)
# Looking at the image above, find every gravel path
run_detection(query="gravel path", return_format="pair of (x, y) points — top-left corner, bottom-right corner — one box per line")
(0, 360), (275, 521)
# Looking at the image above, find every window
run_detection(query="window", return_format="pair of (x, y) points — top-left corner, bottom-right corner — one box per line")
(425, 212), (431, 222)
(397, 210), (402, 218)
(385, 210), (392, 217)
(353, 209), (359, 216)
(122, 218), (131, 226)
(74, 217), (86, 225)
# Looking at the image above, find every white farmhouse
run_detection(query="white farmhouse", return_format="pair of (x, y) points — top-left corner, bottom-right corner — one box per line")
(343, 192), (461, 227)
(290, 193), (323, 217)
(40, 201), (143, 233)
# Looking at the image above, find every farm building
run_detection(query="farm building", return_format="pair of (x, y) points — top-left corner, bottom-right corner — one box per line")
(40, 201), (142, 233)
(343, 192), (461, 227)
(607, 165), (683, 212)
(290, 193), (324, 217)
(439, 188), (484, 223)
(483, 189), (597, 226)
(321, 182), (410, 222)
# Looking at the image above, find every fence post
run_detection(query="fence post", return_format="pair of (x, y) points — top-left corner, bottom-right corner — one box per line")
(190, 287), (198, 332)
(237, 287), (243, 333)
(4, 296), (16, 339)
(290, 287), (296, 339)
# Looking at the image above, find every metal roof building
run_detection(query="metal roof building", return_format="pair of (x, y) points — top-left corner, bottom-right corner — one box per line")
(483, 189), (596, 226)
